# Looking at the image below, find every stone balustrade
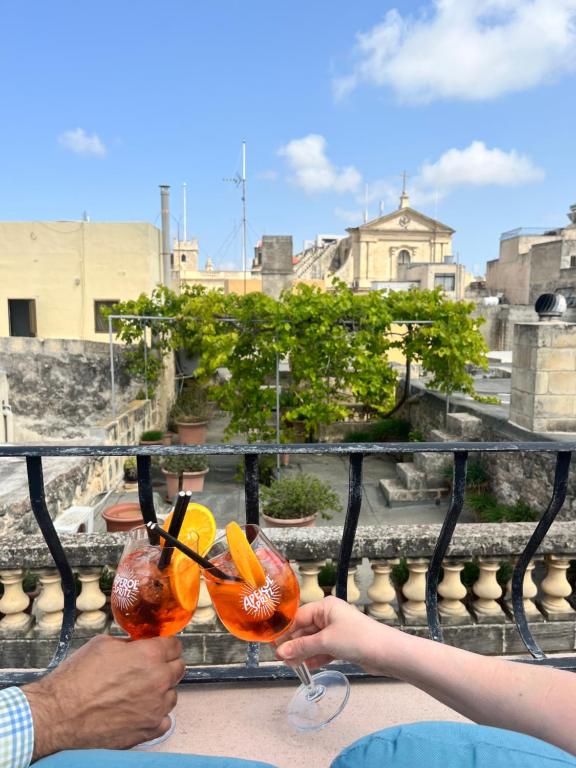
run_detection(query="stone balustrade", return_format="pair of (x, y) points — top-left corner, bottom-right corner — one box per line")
(2, 523), (576, 669)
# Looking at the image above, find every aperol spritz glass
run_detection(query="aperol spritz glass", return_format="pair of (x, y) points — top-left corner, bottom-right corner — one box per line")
(111, 524), (200, 746)
(203, 524), (349, 731)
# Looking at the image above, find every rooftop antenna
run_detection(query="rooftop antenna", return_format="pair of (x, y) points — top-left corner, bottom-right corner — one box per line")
(223, 141), (248, 294)
(182, 182), (188, 241)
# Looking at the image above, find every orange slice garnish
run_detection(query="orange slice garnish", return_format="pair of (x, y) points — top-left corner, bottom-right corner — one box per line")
(169, 555), (200, 612)
(163, 502), (216, 556)
(225, 521), (267, 589)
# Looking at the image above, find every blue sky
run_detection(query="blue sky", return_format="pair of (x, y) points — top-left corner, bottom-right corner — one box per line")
(2, 0), (576, 276)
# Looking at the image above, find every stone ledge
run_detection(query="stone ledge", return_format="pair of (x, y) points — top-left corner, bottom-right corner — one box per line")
(5, 522), (576, 568)
(2, 619), (574, 670)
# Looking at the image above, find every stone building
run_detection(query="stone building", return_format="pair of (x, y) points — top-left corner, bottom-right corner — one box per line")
(0, 221), (163, 341)
(295, 191), (471, 299)
(486, 203), (576, 313)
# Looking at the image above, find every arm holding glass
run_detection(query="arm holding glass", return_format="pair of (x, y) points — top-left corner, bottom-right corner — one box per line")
(21, 634), (185, 762)
(275, 596), (576, 757)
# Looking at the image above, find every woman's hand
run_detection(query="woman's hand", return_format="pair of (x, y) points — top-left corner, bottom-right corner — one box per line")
(275, 596), (397, 675)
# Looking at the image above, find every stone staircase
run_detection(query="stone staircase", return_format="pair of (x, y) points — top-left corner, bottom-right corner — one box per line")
(379, 413), (483, 507)
(294, 241), (339, 279)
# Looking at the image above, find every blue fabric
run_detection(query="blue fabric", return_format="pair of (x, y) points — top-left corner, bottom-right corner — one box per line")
(35, 750), (276, 768)
(331, 721), (576, 767)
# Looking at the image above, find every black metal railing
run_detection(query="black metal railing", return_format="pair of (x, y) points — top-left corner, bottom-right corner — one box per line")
(0, 440), (575, 686)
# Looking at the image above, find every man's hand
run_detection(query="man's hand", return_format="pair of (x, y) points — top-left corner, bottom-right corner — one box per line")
(23, 634), (185, 760)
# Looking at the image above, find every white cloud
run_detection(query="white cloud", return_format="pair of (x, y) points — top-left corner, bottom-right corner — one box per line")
(416, 141), (545, 192)
(360, 141), (544, 213)
(58, 128), (107, 156)
(278, 134), (362, 194)
(334, 0), (576, 102)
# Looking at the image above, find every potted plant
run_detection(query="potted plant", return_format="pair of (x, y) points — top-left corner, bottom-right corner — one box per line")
(318, 559), (337, 597)
(260, 473), (342, 527)
(123, 457), (138, 489)
(171, 383), (212, 445)
(139, 428), (164, 445)
(161, 454), (210, 499)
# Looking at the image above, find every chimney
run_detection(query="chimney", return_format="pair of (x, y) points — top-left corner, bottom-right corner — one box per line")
(160, 185), (171, 287)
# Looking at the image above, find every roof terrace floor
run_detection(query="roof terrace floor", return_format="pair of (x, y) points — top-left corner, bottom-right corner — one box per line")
(153, 678), (466, 766)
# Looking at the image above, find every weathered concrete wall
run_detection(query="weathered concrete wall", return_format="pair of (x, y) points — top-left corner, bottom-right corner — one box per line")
(472, 304), (538, 351)
(0, 337), (139, 440)
(0, 337), (175, 441)
(401, 384), (576, 519)
(260, 236), (294, 299)
(0, 399), (166, 535)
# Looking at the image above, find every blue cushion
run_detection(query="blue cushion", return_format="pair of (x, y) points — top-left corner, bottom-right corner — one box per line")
(35, 749), (277, 768)
(331, 721), (576, 767)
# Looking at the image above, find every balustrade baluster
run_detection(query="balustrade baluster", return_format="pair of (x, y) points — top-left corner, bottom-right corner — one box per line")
(367, 559), (398, 623)
(34, 568), (65, 636)
(401, 559), (428, 624)
(438, 560), (469, 623)
(539, 555), (576, 620)
(472, 559), (506, 622)
(505, 559), (542, 620)
(0, 569), (32, 635)
(297, 561), (325, 604)
(75, 567), (107, 632)
(331, 563), (361, 606)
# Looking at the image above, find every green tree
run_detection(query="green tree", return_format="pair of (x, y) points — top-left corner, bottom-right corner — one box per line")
(108, 282), (489, 439)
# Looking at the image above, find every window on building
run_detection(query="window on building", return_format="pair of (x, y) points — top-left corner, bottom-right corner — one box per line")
(434, 274), (456, 291)
(94, 300), (119, 333)
(571, 255), (576, 267)
(8, 299), (37, 337)
(397, 249), (411, 265)
(181, 253), (187, 263)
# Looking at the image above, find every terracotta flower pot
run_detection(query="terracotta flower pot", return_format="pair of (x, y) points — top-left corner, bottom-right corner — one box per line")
(182, 468), (209, 493)
(176, 421), (208, 445)
(260, 512), (316, 528)
(101, 503), (143, 533)
(162, 469), (181, 501)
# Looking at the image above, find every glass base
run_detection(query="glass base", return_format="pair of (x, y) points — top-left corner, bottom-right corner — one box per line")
(288, 670), (350, 731)
(132, 712), (176, 750)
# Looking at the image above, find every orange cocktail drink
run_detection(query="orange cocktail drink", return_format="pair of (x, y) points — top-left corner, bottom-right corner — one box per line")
(204, 525), (300, 642)
(111, 524), (199, 640)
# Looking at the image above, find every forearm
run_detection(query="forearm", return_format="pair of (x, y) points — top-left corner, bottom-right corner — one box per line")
(363, 625), (576, 756)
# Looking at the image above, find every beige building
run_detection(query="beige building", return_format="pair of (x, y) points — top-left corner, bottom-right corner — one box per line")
(0, 221), (163, 341)
(173, 239), (262, 294)
(295, 192), (471, 300)
(486, 203), (576, 309)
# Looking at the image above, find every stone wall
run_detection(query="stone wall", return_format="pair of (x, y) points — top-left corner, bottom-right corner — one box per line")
(472, 304), (538, 350)
(0, 398), (166, 535)
(0, 337), (139, 440)
(401, 384), (576, 519)
(509, 322), (576, 433)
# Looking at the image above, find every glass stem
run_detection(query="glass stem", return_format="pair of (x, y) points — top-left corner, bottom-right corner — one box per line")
(293, 663), (325, 701)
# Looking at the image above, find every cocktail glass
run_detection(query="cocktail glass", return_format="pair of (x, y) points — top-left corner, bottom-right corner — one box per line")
(111, 524), (199, 746)
(203, 524), (350, 731)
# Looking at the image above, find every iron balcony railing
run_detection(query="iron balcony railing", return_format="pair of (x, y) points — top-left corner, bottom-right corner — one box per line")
(0, 440), (574, 687)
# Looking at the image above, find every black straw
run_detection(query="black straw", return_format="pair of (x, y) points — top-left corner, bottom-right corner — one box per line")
(146, 522), (243, 582)
(158, 491), (190, 571)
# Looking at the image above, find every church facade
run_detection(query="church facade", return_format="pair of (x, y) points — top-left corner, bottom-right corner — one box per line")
(295, 193), (470, 299)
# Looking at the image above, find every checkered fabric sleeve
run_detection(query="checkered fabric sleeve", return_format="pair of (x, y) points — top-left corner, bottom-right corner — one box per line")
(0, 688), (34, 768)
